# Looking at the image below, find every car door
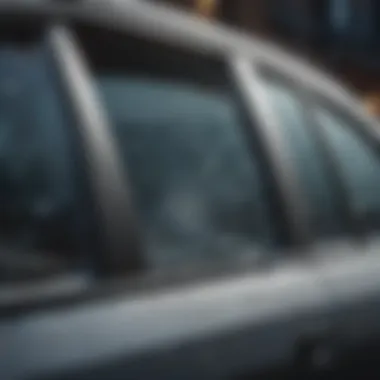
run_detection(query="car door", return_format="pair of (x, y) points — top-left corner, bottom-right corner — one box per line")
(0, 4), (344, 380)
(26, 19), (341, 380)
(0, 15), (143, 380)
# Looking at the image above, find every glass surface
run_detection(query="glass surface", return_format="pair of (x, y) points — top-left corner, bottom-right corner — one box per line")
(99, 74), (277, 269)
(0, 43), (90, 282)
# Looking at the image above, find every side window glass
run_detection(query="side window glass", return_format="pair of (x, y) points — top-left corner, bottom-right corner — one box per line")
(314, 104), (380, 230)
(79, 29), (282, 270)
(0, 39), (93, 283)
(262, 74), (345, 238)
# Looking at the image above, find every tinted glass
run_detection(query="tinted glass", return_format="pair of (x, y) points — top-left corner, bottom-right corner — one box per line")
(315, 104), (380, 229)
(262, 74), (344, 238)
(98, 73), (278, 270)
(0, 41), (93, 282)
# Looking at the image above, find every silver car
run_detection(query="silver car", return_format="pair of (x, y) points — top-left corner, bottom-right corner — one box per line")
(1, 0), (380, 379)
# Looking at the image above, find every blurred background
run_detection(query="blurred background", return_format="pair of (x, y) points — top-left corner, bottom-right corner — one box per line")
(154, 0), (380, 116)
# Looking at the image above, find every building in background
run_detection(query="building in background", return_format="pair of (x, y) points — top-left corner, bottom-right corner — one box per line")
(154, 0), (380, 96)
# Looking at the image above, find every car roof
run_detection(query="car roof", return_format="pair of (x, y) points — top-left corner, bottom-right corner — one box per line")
(0, 0), (367, 108)
(0, 0), (333, 70)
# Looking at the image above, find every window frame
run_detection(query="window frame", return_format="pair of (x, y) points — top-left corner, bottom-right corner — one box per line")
(0, 23), (143, 309)
(229, 56), (312, 247)
(62, 9), (313, 279)
(47, 25), (144, 276)
(256, 64), (359, 242)
(255, 55), (380, 245)
(74, 26), (312, 273)
(0, 2), (325, 311)
(1, 0), (314, 266)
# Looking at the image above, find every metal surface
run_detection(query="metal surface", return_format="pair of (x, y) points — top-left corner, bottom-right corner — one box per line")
(2, 248), (380, 379)
(230, 56), (311, 246)
(2, 257), (328, 379)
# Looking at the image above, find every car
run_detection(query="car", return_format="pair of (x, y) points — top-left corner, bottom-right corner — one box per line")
(2, 0), (380, 379)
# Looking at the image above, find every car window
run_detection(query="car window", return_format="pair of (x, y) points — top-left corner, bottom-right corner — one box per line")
(0, 40), (95, 283)
(78, 30), (283, 271)
(100, 76), (281, 270)
(314, 103), (380, 232)
(261, 73), (345, 239)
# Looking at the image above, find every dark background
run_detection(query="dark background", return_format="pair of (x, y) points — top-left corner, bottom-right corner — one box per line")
(154, 0), (380, 104)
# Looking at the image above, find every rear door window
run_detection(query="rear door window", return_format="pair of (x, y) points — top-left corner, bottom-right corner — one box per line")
(77, 29), (285, 271)
(100, 76), (278, 269)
